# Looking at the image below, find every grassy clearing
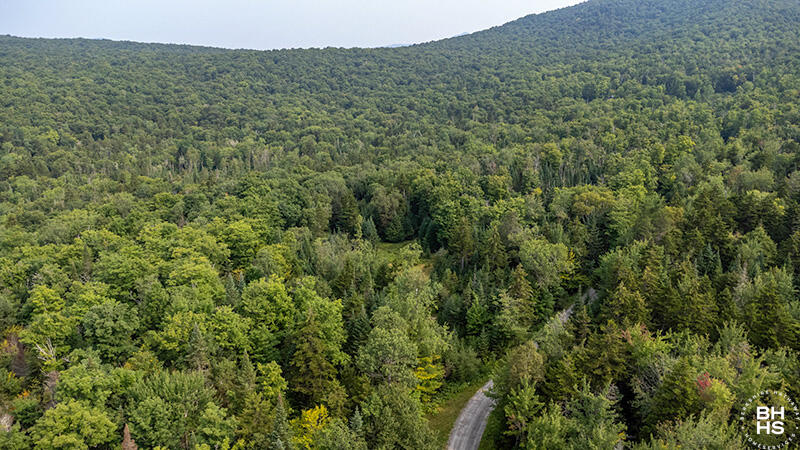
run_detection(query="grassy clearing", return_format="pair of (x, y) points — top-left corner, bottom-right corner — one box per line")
(426, 378), (490, 449)
(374, 240), (433, 275)
(374, 240), (413, 256)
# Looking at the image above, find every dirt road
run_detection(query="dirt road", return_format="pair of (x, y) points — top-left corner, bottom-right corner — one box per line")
(446, 380), (495, 450)
(445, 296), (588, 450)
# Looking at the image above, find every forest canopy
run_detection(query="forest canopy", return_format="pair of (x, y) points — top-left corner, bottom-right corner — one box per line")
(1, 0), (800, 448)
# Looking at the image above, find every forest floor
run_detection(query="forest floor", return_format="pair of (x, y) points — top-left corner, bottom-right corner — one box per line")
(426, 378), (492, 449)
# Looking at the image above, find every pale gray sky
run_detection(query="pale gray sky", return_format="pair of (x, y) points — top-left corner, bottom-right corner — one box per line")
(0, 0), (582, 50)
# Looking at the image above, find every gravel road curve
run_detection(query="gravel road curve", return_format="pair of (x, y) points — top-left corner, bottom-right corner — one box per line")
(446, 295), (589, 450)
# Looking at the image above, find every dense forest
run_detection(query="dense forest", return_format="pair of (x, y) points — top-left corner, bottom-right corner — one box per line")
(1, 0), (800, 448)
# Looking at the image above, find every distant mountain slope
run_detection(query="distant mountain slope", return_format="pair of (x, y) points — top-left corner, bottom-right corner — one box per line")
(0, 0), (798, 161)
(3, 0), (799, 83)
(437, 0), (800, 51)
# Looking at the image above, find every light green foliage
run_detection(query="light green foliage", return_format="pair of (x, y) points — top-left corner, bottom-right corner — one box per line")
(291, 404), (330, 450)
(357, 308), (419, 387)
(93, 245), (151, 301)
(241, 278), (295, 332)
(57, 355), (141, 410)
(81, 300), (139, 362)
(176, 226), (231, 267)
(361, 384), (436, 450)
(0, 367), (22, 399)
(197, 402), (238, 446)
(249, 244), (293, 280)
(128, 371), (234, 449)
(522, 405), (572, 450)
(209, 305), (252, 354)
(504, 379), (543, 439)
(381, 267), (450, 358)
(210, 219), (266, 270)
(19, 285), (75, 367)
(239, 277), (295, 362)
(519, 238), (575, 289)
(634, 415), (745, 450)
(166, 253), (225, 307)
(0, 424), (30, 450)
(150, 310), (211, 362)
(314, 416), (368, 450)
(414, 355), (444, 403)
(257, 361), (288, 402)
(551, 185), (615, 223)
(735, 226), (776, 277)
(30, 400), (115, 450)
(65, 282), (114, 318)
(500, 340), (545, 395)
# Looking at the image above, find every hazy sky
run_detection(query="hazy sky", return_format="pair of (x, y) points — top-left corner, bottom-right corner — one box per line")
(0, 1), (582, 50)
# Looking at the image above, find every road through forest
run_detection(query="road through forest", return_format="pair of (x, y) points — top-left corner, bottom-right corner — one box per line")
(446, 289), (594, 450)
(445, 380), (494, 450)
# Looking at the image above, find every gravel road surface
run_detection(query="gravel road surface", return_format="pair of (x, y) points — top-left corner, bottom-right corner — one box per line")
(446, 298), (586, 450)
(446, 380), (495, 450)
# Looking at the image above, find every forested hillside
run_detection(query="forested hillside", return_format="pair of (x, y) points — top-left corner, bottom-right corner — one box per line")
(1, 0), (800, 448)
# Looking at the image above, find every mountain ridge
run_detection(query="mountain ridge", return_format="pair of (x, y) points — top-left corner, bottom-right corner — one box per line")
(3, 0), (799, 57)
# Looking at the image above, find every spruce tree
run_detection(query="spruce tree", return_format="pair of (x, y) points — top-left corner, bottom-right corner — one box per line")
(485, 224), (508, 273)
(644, 357), (701, 436)
(289, 309), (338, 409)
(509, 265), (533, 303)
(270, 395), (293, 450)
(186, 323), (210, 372)
(601, 279), (649, 328)
(567, 303), (591, 345)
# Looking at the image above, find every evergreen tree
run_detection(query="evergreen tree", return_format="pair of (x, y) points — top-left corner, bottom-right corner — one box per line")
(541, 352), (579, 404)
(601, 278), (649, 328)
(233, 352), (257, 411)
(270, 396), (293, 450)
(504, 379), (544, 446)
(186, 323), (211, 372)
(509, 265), (533, 304)
(449, 217), (476, 272)
(289, 309), (340, 409)
(742, 267), (799, 350)
(485, 224), (508, 272)
(567, 302), (591, 345)
(361, 384), (436, 450)
(581, 320), (627, 389)
(361, 216), (379, 242)
(644, 357), (702, 436)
